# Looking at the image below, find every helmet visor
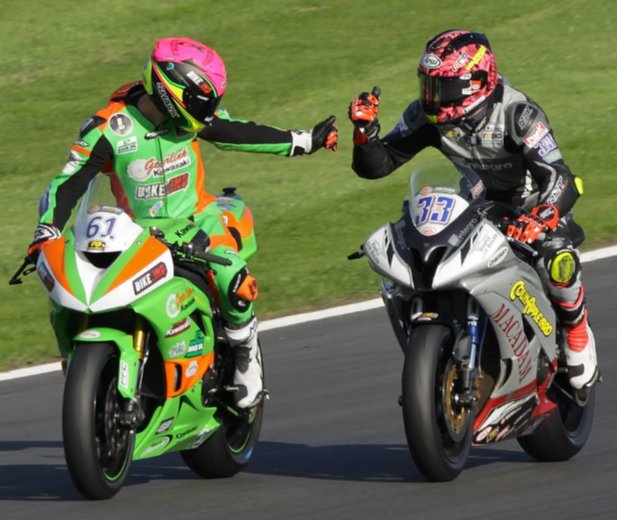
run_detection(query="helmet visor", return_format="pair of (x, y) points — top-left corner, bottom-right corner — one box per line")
(183, 86), (222, 125)
(418, 73), (471, 115)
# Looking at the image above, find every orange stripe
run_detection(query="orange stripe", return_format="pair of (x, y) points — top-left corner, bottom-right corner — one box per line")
(71, 144), (91, 157)
(105, 236), (168, 294)
(191, 140), (216, 213)
(44, 237), (74, 296)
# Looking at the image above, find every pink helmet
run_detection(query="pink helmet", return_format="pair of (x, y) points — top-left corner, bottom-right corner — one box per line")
(417, 30), (498, 124)
(143, 37), (227, 132)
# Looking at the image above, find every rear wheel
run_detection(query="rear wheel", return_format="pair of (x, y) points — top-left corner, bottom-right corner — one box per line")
(63, 343), (135, 500)
(181, 342), (265, 478)
(517, 378), (595, 461)
(401, 325), (472, 481)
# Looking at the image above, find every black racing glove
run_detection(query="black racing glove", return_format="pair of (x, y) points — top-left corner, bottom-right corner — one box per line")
(290, 115), (338, 156)
(27, 223), (62, 262)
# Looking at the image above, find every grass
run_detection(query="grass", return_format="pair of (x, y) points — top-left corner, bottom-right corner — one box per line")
(1, 0), (616, 369)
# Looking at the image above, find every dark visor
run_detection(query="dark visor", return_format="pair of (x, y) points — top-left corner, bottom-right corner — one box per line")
(183, 87), (222, 123)
(418, 73), (471, 115)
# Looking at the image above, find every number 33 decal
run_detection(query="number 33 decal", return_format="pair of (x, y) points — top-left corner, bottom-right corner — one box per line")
(415, 195), (456, 226)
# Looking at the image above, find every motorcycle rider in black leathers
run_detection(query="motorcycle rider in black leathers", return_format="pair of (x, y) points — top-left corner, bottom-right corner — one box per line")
(348, 29), (598, 390)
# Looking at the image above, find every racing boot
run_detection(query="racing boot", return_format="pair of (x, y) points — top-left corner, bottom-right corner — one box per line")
(562, 310), (598, 389)
(553, 285), (598, 389)
(225, 317), (263, 409)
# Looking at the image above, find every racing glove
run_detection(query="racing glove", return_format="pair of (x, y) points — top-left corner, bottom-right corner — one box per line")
(290, 115), (338, 156)
(27, 223), (62, 262)
(349, 87), (381, 145)
(506, 204), (560, 245)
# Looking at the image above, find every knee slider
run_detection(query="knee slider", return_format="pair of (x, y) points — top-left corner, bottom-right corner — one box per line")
(229, 267), (259, 312)
(546, 248), (580, 288)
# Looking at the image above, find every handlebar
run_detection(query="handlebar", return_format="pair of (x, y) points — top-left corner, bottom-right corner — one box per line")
(505, 236), (540, 258)
(173, 242), (233, 267)
(149, 227), (233, 267)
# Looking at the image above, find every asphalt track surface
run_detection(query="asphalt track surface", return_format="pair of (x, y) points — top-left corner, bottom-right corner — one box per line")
(1, 256), (616, 519)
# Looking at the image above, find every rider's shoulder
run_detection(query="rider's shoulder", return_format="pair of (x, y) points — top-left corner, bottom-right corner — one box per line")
(502, 86), (550, 143)
(109, 81), (145, 102)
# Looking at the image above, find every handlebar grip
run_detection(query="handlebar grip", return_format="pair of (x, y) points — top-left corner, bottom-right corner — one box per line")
(192, 250), (233, 266)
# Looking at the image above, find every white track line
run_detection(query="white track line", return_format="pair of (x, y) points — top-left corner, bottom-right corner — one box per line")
(2, 244), (616, 382)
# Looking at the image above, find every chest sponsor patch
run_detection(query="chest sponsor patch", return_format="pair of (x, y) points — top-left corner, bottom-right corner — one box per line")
(480, 124), (504, 147)
(109, 113), (134, 136)
(117, 136), (138, 155)
(126, 146), (191, 181)
(135, 172), (189, 199)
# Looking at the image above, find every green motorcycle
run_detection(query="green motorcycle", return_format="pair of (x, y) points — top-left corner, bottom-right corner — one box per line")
(10, 179), (264, 500)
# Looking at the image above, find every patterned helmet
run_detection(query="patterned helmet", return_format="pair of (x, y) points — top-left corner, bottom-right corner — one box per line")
(417, 30), (497, 124)
(143, 37), (227, 133)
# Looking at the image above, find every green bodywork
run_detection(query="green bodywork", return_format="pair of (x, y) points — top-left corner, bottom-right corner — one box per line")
(52, 213), (255, 460)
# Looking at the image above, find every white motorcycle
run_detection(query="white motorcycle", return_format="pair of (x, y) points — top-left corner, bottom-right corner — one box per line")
(350, 162), (595, 481)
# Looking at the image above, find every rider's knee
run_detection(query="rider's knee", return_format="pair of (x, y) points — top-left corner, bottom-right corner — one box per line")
(544, 248), (580, 288)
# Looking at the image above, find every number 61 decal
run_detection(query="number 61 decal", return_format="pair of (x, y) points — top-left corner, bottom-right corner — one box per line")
(86, 215), (117, 239)
(415, 195), (456, 226)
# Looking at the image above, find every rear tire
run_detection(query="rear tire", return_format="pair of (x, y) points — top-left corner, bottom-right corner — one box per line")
(63, 343), (135, 500)
(181, 341), (265, 478)
(401, 325), (472, 481)
(518, 381), (595, 461)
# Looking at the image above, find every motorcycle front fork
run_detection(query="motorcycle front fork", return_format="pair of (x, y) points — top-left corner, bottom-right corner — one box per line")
(453, 299), (483, 406)
(384, 283), (483, 406)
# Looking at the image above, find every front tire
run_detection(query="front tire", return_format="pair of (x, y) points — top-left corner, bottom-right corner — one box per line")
(517, 379), (595, 461)
(401, 325), (472, 481)
(63, 343), (135, 500)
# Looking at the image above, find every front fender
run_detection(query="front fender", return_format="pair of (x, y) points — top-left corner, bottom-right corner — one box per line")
(73, 328), (139, 399)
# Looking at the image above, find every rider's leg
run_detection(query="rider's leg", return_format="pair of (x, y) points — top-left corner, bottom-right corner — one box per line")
(537, 239), (598, 389)
(195, 207), (263, 408)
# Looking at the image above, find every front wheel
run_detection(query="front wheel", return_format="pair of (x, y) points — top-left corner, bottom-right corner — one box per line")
(63, 343), (135, 500)
(401, 325), (472, 482)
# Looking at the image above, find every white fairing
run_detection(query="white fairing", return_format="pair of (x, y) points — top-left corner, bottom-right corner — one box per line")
(87, 251), (174, 311)
(433, 220), (516, 289)
(363, 225), (413, 287)
(73, 206), (143, 253)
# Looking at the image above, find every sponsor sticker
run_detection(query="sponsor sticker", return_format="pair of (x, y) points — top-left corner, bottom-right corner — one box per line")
(185, 360), (199, 378)
(165, 319), (190, 337)
(488, 246), (509, 268)
(132, 262), (168, 295)
(156, 418), (174, 434)
(134, 173), (190, 200)
(109, 113), (134, 136)
(420, 53), (442, 69)
(543, 149), (563, 164)
(77, 329), (100, 339)
(168, 340), (187, 358)
(117, 136), (138, 155)
(127, 146), (191, 181)
(119, 360), (130, 390)
(537, 134), (557, 157)
(523, 121), (549, 148)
